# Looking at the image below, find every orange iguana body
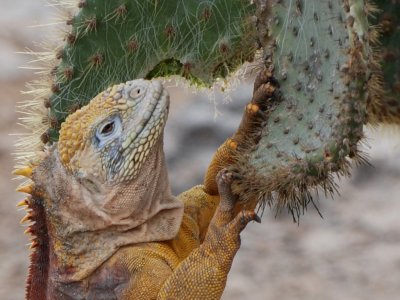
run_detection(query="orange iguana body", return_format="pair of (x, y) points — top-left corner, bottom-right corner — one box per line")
(15, 71), (275, 299)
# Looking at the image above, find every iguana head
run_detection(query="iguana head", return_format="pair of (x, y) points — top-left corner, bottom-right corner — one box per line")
(19, 79), (183, 285)
(58, 79), (169, 185)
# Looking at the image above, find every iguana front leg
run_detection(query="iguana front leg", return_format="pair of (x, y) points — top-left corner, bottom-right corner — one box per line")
(204, 67), (278, 195)
(158, 169), (260, 299)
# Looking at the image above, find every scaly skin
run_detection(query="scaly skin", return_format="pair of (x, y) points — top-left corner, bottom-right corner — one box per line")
(16, 73), (274, 299)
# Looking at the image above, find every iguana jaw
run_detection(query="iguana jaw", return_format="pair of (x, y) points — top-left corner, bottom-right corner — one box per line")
(113, 79), (170, 183)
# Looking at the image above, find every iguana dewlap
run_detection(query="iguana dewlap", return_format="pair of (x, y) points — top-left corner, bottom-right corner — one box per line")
(16, 75), (275, 299)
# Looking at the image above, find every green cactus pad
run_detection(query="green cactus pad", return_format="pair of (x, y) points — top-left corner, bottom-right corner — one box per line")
(232, 0), (372, 220)
(47, 0), (256, 141)
(367, 0), (400, 124)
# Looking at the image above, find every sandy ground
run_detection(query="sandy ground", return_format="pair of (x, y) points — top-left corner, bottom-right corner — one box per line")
(1, 1), (400, 299)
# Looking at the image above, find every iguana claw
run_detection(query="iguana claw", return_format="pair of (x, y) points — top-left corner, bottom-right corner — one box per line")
(205, 168), (259, 252)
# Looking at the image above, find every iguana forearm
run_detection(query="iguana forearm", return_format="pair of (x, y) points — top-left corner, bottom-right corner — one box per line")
(158, 171), (259, 299)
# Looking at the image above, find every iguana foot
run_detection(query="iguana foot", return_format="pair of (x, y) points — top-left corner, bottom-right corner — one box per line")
(232, 67), (279, 151)
(203, 169), (260, 265)
(203, 67), (280, 195)
(251, 67), (279, 112)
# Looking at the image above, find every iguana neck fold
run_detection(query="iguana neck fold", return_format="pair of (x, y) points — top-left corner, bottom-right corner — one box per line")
(34, 137), (183, 283)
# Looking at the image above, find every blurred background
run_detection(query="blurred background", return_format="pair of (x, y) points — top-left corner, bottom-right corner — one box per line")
(1, 1), (400, 299)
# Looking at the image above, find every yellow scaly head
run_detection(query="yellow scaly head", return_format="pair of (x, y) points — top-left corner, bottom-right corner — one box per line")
(58, 79), (169, 185)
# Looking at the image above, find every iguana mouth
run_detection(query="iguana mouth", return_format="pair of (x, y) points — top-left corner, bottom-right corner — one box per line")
(127, 81), (169, 148)
(115, 80), (170, 182)
(136, 82), (169, 143)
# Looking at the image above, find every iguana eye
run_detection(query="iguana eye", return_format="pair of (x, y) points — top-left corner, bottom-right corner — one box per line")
(96, 116), (122, 146)
(100, 122), (115, 136)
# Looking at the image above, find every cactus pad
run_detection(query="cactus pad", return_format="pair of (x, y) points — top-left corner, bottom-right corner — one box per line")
(232, 0), (373, 220)
(47, 0), (256, 141)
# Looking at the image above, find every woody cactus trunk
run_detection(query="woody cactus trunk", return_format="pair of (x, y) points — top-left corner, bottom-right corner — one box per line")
(18, 0), (393, 218)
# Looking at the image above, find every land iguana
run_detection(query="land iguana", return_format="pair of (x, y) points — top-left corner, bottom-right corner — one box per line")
(15, 69), (277, 299)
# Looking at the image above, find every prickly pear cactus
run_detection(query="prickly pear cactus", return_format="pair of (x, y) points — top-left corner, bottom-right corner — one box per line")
(46, 0), (256, 141)
(19, 0), (377, 221)
(232, 0), (373, 219)
(367, 0), (400, 124)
